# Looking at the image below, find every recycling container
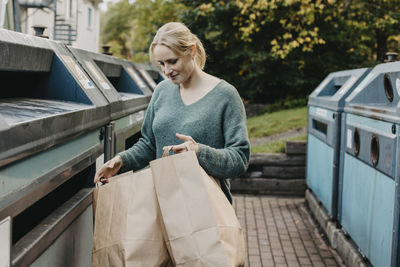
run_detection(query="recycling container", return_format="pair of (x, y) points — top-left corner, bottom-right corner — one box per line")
(0, 29), (109, 266)
(66, 46), (153, 158)
(132, 62), (166, 91)
(306, 67), (370, 220)
(339, 60), (400, 267)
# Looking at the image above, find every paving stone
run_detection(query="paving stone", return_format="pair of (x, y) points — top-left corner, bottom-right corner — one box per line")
(234, 195), (342, 267)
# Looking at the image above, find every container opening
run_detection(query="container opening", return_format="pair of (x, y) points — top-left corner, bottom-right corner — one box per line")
(12, 164), (95, 244)
(0, 56), (92, 105)
(312, 119), (327, 135)
(125, 131), (141, 150)
(370, 134), (379, 167)
(93, 60), (143, 95)
(384, 74), (394, 102)
(150, 70), (164, 84)
(0, 56), (93, 124)
(317, 75), (351, 97)
(353, 128), (360, 156)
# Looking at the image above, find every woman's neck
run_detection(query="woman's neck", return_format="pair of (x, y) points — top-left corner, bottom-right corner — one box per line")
(180, 66), (204, 91)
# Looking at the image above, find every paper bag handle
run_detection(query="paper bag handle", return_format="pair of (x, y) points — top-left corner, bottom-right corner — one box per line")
(162, 147), (173, 157)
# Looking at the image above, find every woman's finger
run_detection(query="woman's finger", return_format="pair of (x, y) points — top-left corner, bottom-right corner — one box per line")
(94, 168), (105, 183)
(176, 133), (193, 142)
(171, 143), (185, 151)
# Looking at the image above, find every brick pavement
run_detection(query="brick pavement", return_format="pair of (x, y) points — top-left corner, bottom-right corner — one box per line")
(233, 195), (345, 267)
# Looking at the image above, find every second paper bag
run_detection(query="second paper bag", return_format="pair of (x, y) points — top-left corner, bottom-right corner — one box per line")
(150, 151), (245, 267)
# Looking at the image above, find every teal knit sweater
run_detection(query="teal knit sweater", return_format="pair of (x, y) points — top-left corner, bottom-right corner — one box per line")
(119, 79), (250, 203)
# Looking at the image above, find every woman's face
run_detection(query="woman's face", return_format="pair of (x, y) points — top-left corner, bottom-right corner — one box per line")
(153, 44), (195, 85)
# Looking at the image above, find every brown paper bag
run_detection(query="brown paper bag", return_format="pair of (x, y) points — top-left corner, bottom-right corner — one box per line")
(150, 151), (246, 267)
(92, 169), (172, 267)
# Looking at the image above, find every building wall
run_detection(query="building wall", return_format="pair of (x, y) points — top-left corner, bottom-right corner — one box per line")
(20, 0), (100, 52)
(72, 0), (100, 52)
(22, 8), (54, 38)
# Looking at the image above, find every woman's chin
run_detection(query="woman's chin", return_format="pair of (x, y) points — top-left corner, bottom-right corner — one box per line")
(169, 76), (182, 84)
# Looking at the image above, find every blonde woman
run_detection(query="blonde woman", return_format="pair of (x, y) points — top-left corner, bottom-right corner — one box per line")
(94, 22), (250, 203)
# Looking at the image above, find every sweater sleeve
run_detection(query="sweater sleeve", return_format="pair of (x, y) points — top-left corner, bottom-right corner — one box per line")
(118, 94), (157, 172)
(196, 89), (250, 178)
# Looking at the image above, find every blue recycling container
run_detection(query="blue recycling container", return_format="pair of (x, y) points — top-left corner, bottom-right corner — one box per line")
(306, 68), (370, 220)
(339, 61), (400, 267)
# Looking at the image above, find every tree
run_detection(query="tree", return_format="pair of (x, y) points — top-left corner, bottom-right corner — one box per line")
(101, 0), (400, 103)
(101, 0), (183, 60)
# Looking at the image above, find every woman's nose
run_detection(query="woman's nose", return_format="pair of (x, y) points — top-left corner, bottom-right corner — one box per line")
(164, 65), (173, 75)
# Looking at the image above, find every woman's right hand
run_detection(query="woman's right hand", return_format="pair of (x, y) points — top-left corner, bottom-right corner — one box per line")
(93, 155), (123, 184)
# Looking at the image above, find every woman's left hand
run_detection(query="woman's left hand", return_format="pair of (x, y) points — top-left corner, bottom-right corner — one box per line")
(163, 133), (199, 154)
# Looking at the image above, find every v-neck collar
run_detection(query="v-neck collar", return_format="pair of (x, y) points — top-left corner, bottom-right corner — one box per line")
(176, 80), (224, 107)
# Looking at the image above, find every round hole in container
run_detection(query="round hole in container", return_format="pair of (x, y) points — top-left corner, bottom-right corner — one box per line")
(370, 134), (379, 167)
(384, 74), (394, 102)
(353, 128), (360, 156)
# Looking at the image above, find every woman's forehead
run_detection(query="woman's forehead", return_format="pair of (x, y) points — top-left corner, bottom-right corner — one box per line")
(153, 45), (178, 61)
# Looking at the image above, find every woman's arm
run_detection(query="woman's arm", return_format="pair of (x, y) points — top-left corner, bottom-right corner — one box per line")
(197, 89), (250, 178)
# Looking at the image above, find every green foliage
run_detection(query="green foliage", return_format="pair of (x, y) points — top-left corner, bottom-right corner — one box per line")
(246, 106), (307, 138)
(101, 0), (183, 60)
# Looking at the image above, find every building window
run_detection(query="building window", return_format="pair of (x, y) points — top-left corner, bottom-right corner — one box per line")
(69, 0), (73, 18)
(88, 7), (92, 27)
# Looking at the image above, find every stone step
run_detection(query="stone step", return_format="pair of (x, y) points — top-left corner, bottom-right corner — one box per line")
(230, 178), (306, 197)
(262, 166), (305, 178)
(285, 140), (306, 155)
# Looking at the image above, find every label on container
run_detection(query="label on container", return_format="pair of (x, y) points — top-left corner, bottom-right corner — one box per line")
(0, 217), (10, 267)
(126, 67), (146, 88)
(347, 129), (352, 149)
(129, 114), (134, 125)
(85, 61), (111, 90)
(136, 110), (144, 122)
(60, 55), (95, 89)
(396, 78), (400, 96)
(315, 108), (327, 118)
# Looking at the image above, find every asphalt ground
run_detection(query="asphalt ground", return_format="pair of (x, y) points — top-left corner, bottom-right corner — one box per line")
(233, 195), (346, 267)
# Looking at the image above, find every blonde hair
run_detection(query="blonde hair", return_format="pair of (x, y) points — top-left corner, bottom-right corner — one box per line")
(149, 22), (206, 70)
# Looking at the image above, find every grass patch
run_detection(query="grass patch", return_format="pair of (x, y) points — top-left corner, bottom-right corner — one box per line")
(250, 134), (307, 154)
(247, 106), (307, 138)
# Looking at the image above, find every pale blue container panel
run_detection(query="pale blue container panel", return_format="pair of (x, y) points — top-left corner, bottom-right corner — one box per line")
(30, 205), (94, 267)
(307, 68), (370, 220)
(341, 155), (395, 267)
(306, 134), (334, 215)
(340, 113), (397, 267)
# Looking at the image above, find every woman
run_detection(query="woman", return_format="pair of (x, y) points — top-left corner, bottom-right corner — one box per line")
(94, 22), (249, 203)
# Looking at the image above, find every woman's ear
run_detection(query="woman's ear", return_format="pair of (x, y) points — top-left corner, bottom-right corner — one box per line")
(189, 44), (196, 59)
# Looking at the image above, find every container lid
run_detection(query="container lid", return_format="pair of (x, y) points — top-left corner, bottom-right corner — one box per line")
(308, 67), (371, 111)
(67, 46), (152, 120)
(345, 61), (400, 123)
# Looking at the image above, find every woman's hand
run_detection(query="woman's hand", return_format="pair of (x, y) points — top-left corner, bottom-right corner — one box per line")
(93, 155), (123, 184)
(163, 133), (199, 154)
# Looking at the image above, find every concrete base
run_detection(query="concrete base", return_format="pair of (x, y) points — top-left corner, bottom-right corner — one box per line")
(305, 189), (370, 267)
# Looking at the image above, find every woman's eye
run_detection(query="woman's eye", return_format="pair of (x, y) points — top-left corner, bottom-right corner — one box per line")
(168, 59), (178, 64)
(158, 62), (165, 66)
